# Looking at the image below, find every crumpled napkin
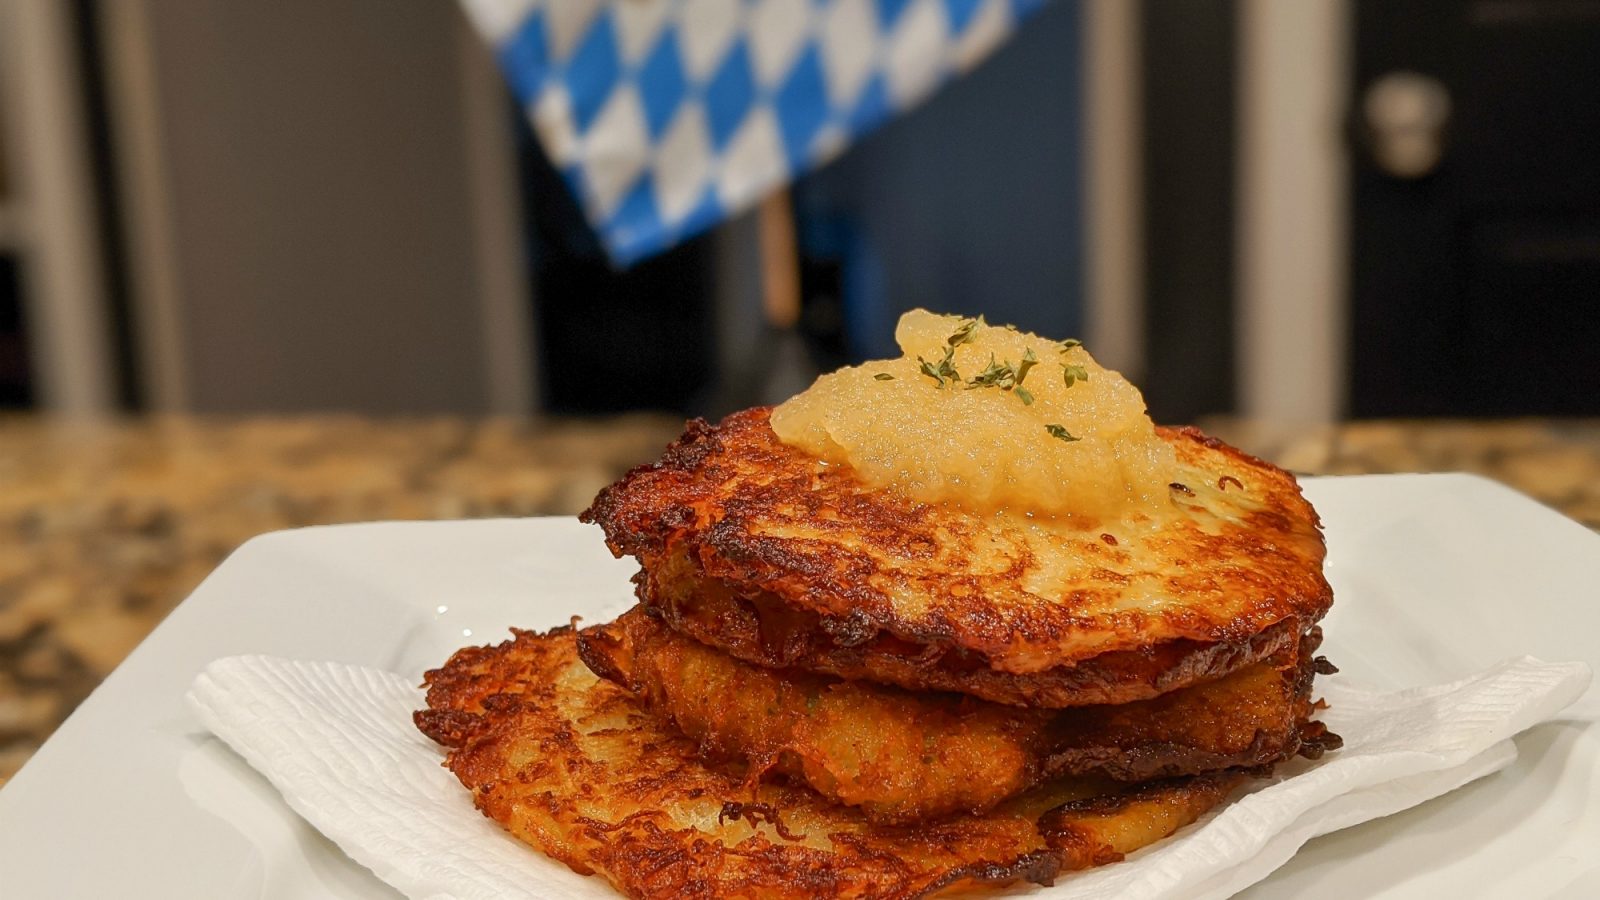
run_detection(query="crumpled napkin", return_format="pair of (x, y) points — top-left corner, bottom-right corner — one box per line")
(187, 655), (1590, 900)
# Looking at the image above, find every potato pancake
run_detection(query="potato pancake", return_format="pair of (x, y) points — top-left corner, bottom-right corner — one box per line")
(582, 408), (1330, 703)
(639, 543), (1302, 708)
(416, 626), (1248, 900)
(578, 608), (1329, 824)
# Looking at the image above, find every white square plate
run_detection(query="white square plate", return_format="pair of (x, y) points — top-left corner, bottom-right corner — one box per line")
(2, 474), (1597, 899)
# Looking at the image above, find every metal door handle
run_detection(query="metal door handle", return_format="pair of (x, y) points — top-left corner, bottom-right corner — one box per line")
(1361, 71), (1452, 178)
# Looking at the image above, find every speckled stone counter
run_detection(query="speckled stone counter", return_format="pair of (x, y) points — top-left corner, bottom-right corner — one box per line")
(3, 414), (1599, 784)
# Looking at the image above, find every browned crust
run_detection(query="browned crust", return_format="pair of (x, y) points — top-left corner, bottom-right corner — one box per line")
(579, 608), (1325, 823)
(416, 626), (1256, 899)
(1036, 770), (1246, 870)
(640, 557), (1302, 708)
(581, 409), (1331, 682)
(1040, 625), (1327, 782)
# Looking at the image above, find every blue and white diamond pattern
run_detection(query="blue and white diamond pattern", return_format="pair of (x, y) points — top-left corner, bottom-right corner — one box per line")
(462, 0), (1045, 264)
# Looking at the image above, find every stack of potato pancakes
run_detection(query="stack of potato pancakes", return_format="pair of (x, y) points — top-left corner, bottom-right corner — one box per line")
(416, 313), (1340, 900)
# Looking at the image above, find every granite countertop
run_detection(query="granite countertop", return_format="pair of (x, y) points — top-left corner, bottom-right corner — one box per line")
(3, 414), (1599, 785)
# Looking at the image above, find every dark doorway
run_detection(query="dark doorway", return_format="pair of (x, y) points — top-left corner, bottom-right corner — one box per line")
(1350, 0), (1600, 417)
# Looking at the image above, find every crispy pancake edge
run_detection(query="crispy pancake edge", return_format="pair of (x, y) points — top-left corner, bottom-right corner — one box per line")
(582, 407), (1332, 677)
(579, 608), (1328, 824)
(416, 626), (1256, 900)
(639, 554), (1302, 707)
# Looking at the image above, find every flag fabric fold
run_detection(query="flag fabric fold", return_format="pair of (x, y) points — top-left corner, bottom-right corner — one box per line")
(462, 0), (1046, 264)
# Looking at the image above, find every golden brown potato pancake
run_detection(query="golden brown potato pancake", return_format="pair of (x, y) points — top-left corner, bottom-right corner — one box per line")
(416, 626), (1249, 900)
(579, 608), (1327, 824)
(638, 545), (1301, 709)
(582, 408), (1331, 705)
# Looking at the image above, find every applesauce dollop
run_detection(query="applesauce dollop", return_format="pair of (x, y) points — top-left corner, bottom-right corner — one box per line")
(770, 310), (1177, 519)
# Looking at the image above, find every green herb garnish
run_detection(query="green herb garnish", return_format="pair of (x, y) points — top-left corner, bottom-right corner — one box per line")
(947, 316), (983, 347)
(959, 345), (1040, 405)
(966, 353), (1015, 389)
(1062, 363), (1089, 388)
(1045, 423), (1080, 442)
(1059, 338), (1083, 352)
(917, 345), (961, 387)
(874, 372), (896, 381)
(1015, 347), (1038, 384)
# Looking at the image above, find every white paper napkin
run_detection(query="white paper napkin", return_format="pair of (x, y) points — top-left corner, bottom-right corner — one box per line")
(187, 655), (1590, 900)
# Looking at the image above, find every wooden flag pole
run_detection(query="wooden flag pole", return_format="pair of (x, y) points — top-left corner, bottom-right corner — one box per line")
(757, 190), (801, 330)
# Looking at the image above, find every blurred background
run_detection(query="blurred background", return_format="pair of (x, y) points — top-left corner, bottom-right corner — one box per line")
(3, 0), (1600, 785)
(3, 0), (1595, 425)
